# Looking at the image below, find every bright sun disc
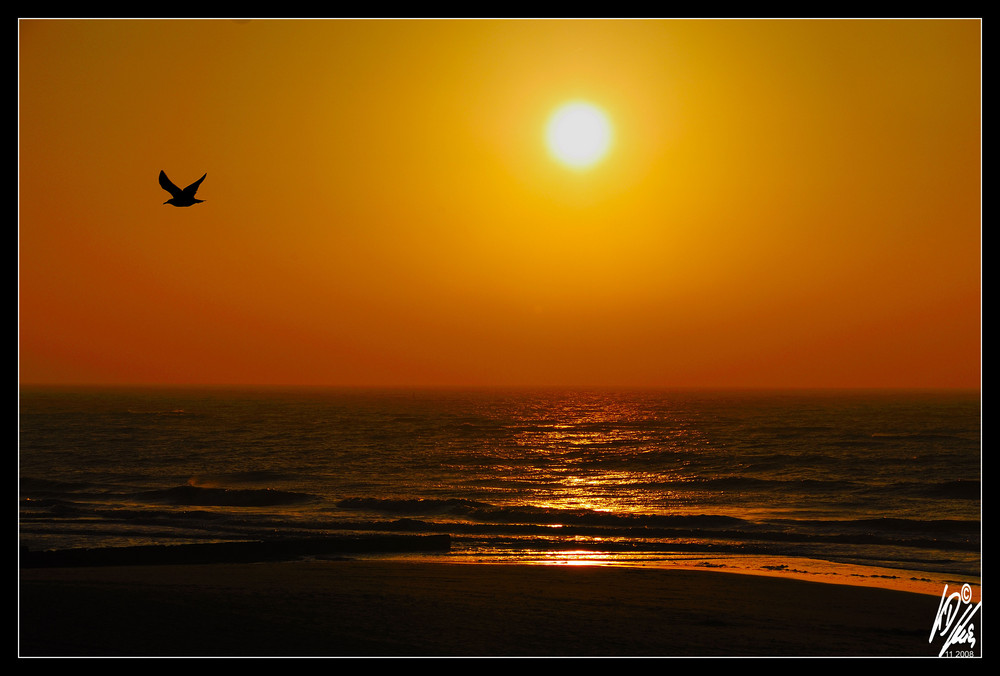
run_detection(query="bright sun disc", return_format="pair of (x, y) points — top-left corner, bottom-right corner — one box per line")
(546, 102), (612, 169)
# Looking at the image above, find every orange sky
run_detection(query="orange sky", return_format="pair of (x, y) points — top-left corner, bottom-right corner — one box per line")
(18, 19), (981, 389)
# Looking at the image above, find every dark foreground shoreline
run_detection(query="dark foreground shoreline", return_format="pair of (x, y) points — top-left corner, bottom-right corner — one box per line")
(19, 556), (965, 657)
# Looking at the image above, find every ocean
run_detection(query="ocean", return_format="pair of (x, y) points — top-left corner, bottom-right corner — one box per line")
(18, 387), (981, 594)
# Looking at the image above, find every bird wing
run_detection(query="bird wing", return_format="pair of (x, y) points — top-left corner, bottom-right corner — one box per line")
(159, 170), (183, 198)
(182, 173), (207, 197)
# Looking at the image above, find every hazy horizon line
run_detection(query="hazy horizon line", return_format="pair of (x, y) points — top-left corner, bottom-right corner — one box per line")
(17, 381), (982, 393)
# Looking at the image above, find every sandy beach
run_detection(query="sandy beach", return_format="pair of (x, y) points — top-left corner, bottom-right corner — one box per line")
(19, 559), (961, 657)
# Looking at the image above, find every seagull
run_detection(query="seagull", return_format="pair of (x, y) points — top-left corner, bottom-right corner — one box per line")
(159, 170), (207, 207)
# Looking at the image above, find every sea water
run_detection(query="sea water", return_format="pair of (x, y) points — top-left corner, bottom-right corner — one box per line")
(18, 387), (981, 592)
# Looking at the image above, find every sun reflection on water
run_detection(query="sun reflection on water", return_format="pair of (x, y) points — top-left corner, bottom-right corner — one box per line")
(508, 396), (710, 518)
(524, 550), (625, 567)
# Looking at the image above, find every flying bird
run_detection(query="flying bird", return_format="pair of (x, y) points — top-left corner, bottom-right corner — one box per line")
(159, 170), (207, 207)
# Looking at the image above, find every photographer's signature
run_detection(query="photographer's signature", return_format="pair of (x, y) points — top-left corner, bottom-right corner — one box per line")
(929, 583), (980, 657)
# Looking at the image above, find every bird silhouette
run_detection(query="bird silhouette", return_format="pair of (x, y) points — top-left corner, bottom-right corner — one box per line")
(159, 170), (207, 207)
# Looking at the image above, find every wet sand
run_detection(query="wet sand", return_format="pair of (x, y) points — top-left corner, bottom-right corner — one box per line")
(18, 559), (958, 657)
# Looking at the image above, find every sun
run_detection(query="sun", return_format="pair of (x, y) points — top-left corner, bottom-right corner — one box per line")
(545, 101), (613, 169)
